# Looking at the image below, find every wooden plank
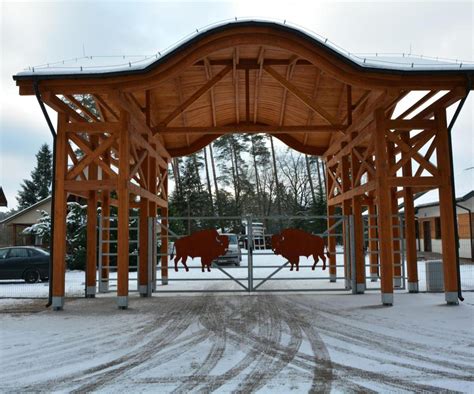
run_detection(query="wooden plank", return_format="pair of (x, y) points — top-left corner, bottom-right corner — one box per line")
(264, 65), (341, 127)
(327, 180), (375, 206)
(160, 65), (232, 126)
(131, 132), (167, 169)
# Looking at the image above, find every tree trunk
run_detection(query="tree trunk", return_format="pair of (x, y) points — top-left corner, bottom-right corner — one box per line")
(203, 147), (214, 213)
(269, 136), (282, 216)
(209, 143), (222, 216)
(305, 155), (317, 206)
(315, 157), (324, 199)
(251, 137), (263, 215)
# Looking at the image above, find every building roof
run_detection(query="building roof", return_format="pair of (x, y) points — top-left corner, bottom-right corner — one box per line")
(415, 190), (474, 211)
(0, 196), (52, 225)
(13, 19), (474, 79)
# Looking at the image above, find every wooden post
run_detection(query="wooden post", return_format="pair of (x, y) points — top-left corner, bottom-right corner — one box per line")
(401, 133), (418, 292)
(327, 204), (337, 282)
(367, 199), (379, 281)
(52, 113), (69, 310)
(374, 108), (394, 305)
(352, 195), (365, 293)
(148, 142), (158, 289)
(435, 108), (459, 305)
(139, 150), (150, 296)
(160, 168), (169, 285)
(341, 151), (352, 289)
(99, 150), (111, 293)
(86, 135), (98, 298)
(351, 148), (365, 293)
(387, 141), (402, 288)
(117, 111), (130, 309)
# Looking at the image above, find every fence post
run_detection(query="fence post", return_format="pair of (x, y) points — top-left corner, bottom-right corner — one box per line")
(145, 217), (153, 297)
(399, 214), (406, 290)
(247, 216), (253, 292)
(98, 213), (105, 293)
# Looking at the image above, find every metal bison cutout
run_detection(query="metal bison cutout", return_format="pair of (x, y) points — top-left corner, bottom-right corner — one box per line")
(271, 228), (328, 271)
(171, 229), (230, 272)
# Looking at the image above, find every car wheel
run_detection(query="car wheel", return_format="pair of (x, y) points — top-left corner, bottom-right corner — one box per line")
(24, 269), (40, 284)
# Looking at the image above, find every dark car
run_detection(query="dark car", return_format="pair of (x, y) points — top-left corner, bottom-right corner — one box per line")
(0, 247), (49, 283)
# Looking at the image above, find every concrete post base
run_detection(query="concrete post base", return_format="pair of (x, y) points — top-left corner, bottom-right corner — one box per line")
(445, 292), (459, 305)
(356, 283), (365, 294)
(408, 281), (419, 293)
(345, 279), (351, 290)
(393, 277), (402, 288)
(162, 276), (168, 285)
(381, 293), (393, 306)
(139, 285), (152, 297)
(98, 281), (109, 293)
(86, 286), (96, 298)
(52, 296), (64, 311)
(117, 296), (128, 310)
(329, 274), (337, 283)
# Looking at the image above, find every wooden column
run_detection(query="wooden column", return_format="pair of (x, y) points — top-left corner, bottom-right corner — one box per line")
(341, 149), (352, 289)
(117, 111), (130, 309)
(327, 204), (337, 282)
(351, 148), (365, 293)
(99, 150), (110, 293)
(401, 133), (418, 292)
(374, 108), (394, 305)
(139, 151), (150, 296)
(367, 199), (379, 281)
(387, 141), (402, 287)
(86, 135), (98, 297)
(160, 168), (169, 285)
(148, 142), (158, 289)
(435, 108), (459, 305)
(52, 113), (69, 310)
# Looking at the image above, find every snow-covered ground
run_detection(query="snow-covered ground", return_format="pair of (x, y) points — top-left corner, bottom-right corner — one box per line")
(1, 249), (473, 298)
(1, 292), (473, 392)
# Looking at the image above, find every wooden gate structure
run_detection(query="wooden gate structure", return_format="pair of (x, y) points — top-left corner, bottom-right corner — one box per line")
(13, 21), (473, 309)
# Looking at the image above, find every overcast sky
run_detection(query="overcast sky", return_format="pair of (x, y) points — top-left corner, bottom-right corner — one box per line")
(1, 0), (473, 212)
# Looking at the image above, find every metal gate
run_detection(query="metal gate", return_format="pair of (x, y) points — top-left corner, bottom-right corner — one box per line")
(154, 215), (353, 293)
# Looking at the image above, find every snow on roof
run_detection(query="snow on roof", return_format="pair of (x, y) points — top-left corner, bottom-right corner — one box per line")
(14, 18), (474, 78)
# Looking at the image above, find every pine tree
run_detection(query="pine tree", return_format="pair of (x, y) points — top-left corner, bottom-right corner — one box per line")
(17, 143), (52, 209)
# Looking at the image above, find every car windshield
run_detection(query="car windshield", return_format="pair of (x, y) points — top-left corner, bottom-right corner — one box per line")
(228, 235), (238, 244)
(0, 249), (8, 259)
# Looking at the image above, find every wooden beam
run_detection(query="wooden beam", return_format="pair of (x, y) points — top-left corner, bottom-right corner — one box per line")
(128, 182), (167, 208)
(93, 94), (119, 120)
(152, 124), (346, 134)
(64, 179), (117, 191)
(131, 132), (167, 169)
(395, 90), (439, 120)
(43, 93), (86, 123)
(386, 119), (436, 130)
(160, 65), (232, 126)
(65, 95), (101, 122)
(328, 180), (375, 206)
(65, 122), (120, 133)
(388, 176), (441, 187)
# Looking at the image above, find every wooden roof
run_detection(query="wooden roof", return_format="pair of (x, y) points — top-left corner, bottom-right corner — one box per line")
(14, 21), (474, 158)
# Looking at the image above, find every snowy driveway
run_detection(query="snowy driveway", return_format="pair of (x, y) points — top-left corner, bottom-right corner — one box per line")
(1, 292), (473, 392)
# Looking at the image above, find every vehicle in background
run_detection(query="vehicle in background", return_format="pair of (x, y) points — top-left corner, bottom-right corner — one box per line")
(0, 246), (49, 283)
(215, 233), (242, 266)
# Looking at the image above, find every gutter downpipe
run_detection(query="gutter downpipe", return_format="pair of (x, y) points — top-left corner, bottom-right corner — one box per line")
(33, 81), (57, 308)
(446, 76), (472, 302)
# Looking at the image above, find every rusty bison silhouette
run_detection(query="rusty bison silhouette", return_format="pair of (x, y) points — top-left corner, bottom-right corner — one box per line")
(271, 228), (329, 271)
(171, 229), (230, 272)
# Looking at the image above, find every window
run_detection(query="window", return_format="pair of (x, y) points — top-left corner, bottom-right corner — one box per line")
(435, 217), (441, 239)
(0, 249), (8, 259)
(9, 248), (29, 258)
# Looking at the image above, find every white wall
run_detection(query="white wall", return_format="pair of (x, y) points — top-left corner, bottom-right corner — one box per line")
(417, 238), (472, 259)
